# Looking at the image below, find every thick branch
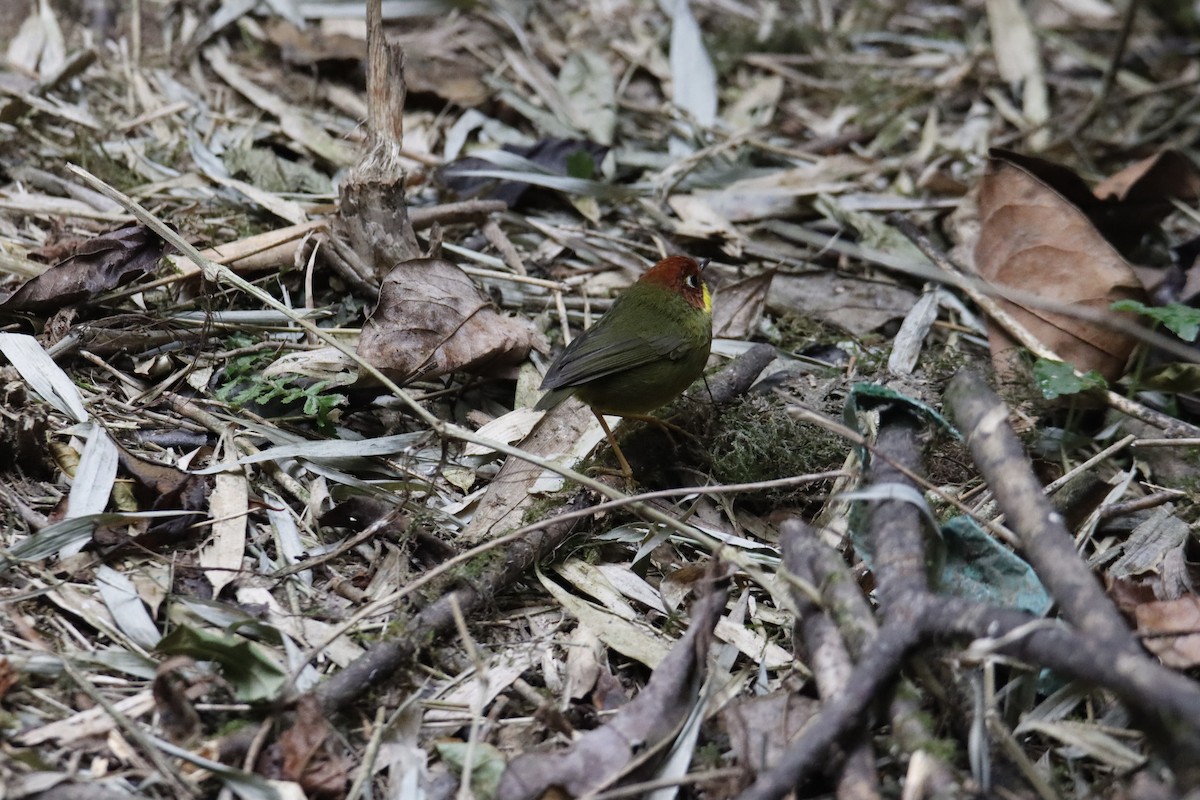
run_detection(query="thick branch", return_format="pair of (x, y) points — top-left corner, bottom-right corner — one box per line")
(865, 410), (930, 612)
(783, 521), (880, 799)
(944, 371), (1137, 651)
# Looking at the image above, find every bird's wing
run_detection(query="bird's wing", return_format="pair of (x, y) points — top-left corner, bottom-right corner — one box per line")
(540, 328), (686, 390)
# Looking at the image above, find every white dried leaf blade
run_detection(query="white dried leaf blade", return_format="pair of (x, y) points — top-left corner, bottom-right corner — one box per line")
(265, 492), (310, 586)
(887, 289), (941, 375)
(47, 583), (121, 643)
(259, 346), (359, 386)
(95, 565), (161, 649)
(190, 432), (425, 473)
(558, 49), (616, 145)
(0, 332), (87, 422)
(376, 703), (427, 799)
(554, 558), (638, 620)
(538, 568), (672, 668)
(564, 625), (604, 701)
(986, 0), (1042, 83)
(15, 689), (156, 746)
(1016, 719), (1146, 770)
(67, 424), (118, 520)
(424, 648), (539, 722)
(201, 473), (249, 596)
(595, 563), (668, 614)
(463, 407), (543, 457)
(667, 0), (717, 126)
(713, 618), (794, 670)
(646, 683), (709, 800)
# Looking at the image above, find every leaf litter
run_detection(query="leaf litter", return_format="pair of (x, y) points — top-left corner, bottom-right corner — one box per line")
(2, 1), (1200, 799)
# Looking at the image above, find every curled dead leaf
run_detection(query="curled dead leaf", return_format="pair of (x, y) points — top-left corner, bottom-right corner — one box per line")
(975, 151), (1145, 381)
(1093, 150), (1200, 248)
(1, 224), (169, 314)
(1135, 595), (1200, 669)
(358, 257), (544, 383)
(713, 270), (774, 339)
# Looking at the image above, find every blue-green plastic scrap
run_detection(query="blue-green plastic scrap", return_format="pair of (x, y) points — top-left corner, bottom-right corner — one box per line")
(844, 383), (961, 444)
(939, 516), (1052, 616)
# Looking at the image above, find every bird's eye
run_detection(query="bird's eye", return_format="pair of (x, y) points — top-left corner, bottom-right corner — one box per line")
(685, 275), (698, 289)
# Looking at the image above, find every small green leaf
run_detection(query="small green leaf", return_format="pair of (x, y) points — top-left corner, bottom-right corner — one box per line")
(565, 149), (596, 180)
(156, 625), (287, 703)
(437, 741), (507, 798)
(1138, 362), (1200, 393)
(1032, 359), (1107, 400)
(1111, 299), (1200, 342)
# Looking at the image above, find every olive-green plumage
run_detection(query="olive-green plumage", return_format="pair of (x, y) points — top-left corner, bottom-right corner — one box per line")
(536, 255), (712, 416)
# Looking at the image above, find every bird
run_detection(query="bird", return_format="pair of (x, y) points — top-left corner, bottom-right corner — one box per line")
(535, 255), (713, 481)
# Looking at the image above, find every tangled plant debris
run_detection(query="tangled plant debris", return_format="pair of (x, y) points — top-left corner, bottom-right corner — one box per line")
(2, 1), (1200, 799)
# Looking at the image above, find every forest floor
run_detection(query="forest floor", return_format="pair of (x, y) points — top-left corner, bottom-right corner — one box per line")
(2, 1), (1200, 798)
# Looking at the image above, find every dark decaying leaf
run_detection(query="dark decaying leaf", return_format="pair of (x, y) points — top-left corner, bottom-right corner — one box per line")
(440, 138), (609, 207)
(1092, 150), (1200, 248)
(113, 443), (211, 547)
(495, 567), (731, 800)
(1, 224), (170, 314)
(975, 151), (1145, 381)
(153, 656), (203, 742)
(269, 695), (350, 799)
(358, 257), (543, 382)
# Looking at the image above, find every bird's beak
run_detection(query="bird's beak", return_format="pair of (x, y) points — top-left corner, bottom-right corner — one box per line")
(698, 258), (711, 272)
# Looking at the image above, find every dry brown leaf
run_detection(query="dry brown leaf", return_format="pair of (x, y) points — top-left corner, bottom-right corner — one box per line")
(0, 657), (17, 702)
(152, 656), (202, 743)
(975, 151), (1144, 380)
(274, 695), (349, 799)
(358, 257), (543, 383)
(1106, 574), (1158, 619)
(1, 224), (168, 314)
(768, 270), (917, 336)
(713, 270), (774, 339)
(1134, 595), (1200, 669)
(987, 148), (1200, 255)
(265, 18), (365, 67)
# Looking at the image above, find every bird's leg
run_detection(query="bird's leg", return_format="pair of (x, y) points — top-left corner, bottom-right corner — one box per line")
(591, 410), (635, 487)
(622, 413), (697, 447)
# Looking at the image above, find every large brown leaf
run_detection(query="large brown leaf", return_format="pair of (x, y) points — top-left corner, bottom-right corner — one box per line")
(358, 257), (543, 382)
(975, 152), (1145, 381)
(1, 224), (169, 314)
(989, 148), (1200, 254)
